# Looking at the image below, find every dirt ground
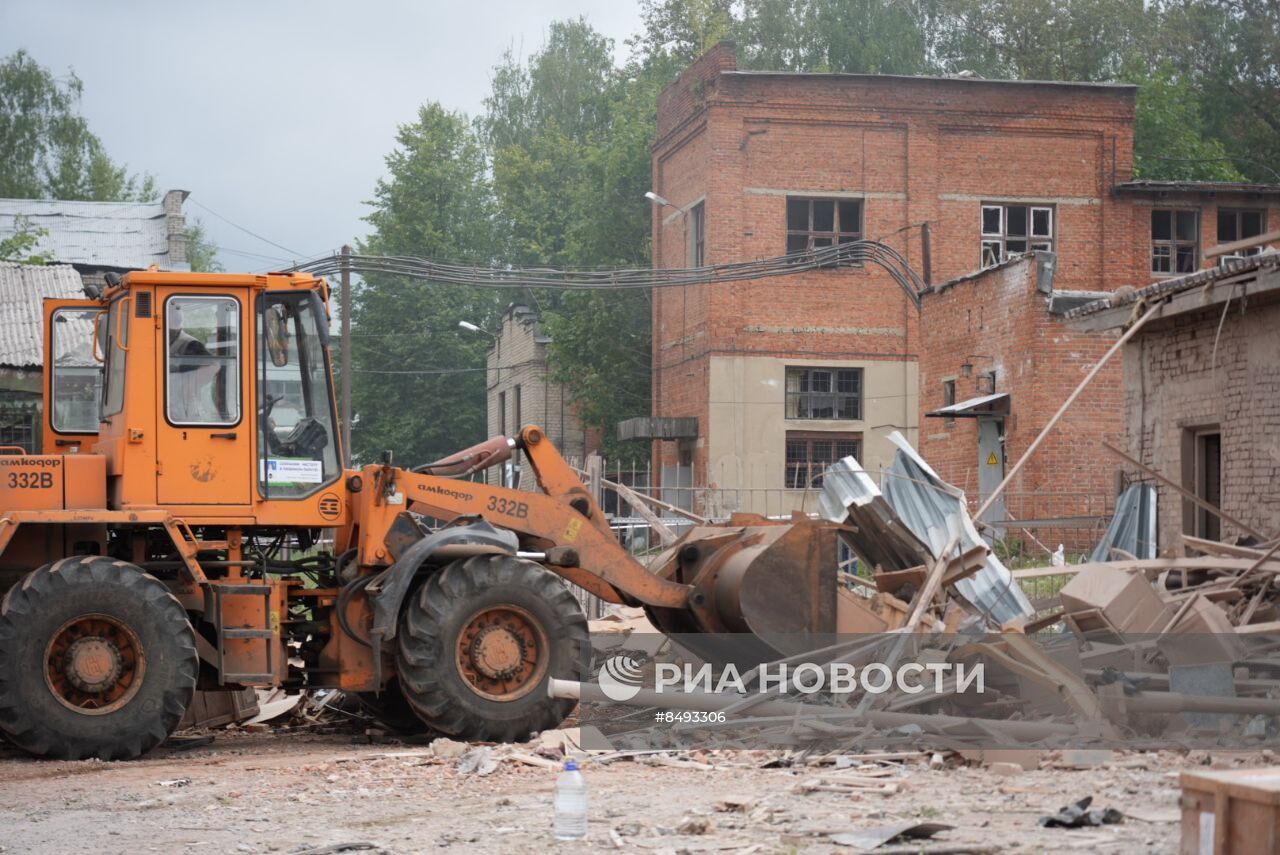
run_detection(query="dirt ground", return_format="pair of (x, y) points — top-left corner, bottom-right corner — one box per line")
(0, 730), (1255, 854)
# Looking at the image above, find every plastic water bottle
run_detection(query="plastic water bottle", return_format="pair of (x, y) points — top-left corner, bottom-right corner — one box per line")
(553, 759), (587, 840)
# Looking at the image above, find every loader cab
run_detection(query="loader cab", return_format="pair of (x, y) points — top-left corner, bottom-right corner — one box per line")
(50, 271), (345, 523)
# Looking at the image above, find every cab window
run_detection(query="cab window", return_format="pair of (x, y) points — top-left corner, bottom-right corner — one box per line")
(50, 308), (102, 433)
(165, 296), (241, 426)
(258, 292), (340, 497)
(101, 298), (127, 417)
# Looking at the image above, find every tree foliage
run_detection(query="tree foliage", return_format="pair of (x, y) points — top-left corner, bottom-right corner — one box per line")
(0, 216), (50, 264)
(184, 219), (223, 272)
(351, 0), (1279, 465)
(0, 50), (155, 202)
(350, 104), (510, 466)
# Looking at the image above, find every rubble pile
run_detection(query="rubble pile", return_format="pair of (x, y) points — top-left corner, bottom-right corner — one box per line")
(567, 437), (1280, 757)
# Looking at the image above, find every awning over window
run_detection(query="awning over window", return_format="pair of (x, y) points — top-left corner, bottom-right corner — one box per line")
(926, 391), (1010, 419)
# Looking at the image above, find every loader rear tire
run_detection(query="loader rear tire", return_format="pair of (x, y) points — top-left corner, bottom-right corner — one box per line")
(0, 557), (198, 760)
(395, 555), (589, 742)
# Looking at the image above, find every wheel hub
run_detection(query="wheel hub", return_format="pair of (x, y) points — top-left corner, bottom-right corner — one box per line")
(469, 624), (528, 680)
(63, 637), (124, 692)
(44, 614), (145, 716)
(455, 605), (549, 702)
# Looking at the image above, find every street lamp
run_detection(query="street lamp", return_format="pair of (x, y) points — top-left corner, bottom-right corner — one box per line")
(645, 191), (675, 209)
(458, 320), (496, 338)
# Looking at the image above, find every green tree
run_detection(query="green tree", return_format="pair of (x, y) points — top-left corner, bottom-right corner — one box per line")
(351, 103), (507, 466)
(0, 49), (155, 201)
(184, 219), (223, 272)
(1154, 0), (1280, 183)
(631, 0), (735, 63)
(482, 21), (660, 463)
(1130, 63), (1245, 181)
(0, 216), (50, 263)
(737, 0), (938, 74)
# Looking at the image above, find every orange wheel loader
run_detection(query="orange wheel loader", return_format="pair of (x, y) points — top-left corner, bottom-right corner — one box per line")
(0, 270), (837, 760)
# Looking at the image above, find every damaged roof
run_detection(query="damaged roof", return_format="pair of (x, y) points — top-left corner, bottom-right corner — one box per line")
(0, 197), (185, 270)
(0, 262), (84, 368)
(1065, 252), (1280, 321)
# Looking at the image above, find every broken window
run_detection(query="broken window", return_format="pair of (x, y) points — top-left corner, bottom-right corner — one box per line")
(1217, 208), (1266, 257)
(1151, 209), (1199, 274)
(942, 379), (956, 427)
(786, 197), (863, 258)
(980, 203), (1053, 267)
(785, 431), (861, 489)
(689, 201), (705, 267)
(785, 367), (862, 420)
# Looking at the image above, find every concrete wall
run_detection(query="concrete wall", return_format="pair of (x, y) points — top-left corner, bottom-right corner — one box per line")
(703, 354), (917, 516)
(1124, 291), (1280, 548)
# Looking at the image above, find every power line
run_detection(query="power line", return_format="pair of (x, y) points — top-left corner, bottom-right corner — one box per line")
(190, 199), (304, 257)
(290, 238), (927, 307)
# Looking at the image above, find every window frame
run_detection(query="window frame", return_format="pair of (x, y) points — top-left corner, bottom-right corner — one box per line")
(1217, 208), (1267, 257)
(689, 201), (706, 267)
(785, 197), (864, 256)
(785, 366), (863, 421)
(785, 430), (862, 490)
(164, 293), (243, 428)
(49, 307), (103, 435)
(980, 203), (1054, 268)
(101, 297), (127, 418)
(255, 291), (342, 501)
(1151, 208), (1200, 275)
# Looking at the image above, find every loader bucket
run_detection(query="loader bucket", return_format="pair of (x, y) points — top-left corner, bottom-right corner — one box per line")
(646, 518), (839, 661)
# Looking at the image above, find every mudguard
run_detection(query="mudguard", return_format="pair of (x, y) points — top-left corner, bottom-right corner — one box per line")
(364, 519), (518, 645)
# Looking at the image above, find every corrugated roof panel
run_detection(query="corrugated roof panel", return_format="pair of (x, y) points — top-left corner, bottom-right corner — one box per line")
(0, 262), (86, 367)
(0, 197), (186, 270)
(881, 431), (1034, 625)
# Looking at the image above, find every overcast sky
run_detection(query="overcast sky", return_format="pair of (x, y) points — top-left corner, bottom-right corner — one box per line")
(0, 1), (643, 271)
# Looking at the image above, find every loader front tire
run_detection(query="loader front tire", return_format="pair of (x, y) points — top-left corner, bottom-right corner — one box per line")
(0, 557), (198, 760)
(396, 555), (589, 742)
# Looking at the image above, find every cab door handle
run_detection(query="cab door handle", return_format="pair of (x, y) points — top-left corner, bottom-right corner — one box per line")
(211, 432), (237, 440)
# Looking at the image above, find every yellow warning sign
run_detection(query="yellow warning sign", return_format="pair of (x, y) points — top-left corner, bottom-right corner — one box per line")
(986, 452), (999, 466)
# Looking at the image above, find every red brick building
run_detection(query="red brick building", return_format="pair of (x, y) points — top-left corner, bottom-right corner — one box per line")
(648, 42), (1280, 525)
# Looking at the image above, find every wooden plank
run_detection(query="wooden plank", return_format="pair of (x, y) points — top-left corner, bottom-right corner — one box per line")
(608, 477), (677, 545)
(1182, 535), (1269, 560)
(1234, 621), (1280, 635)
(1204, 227), (1280, 258)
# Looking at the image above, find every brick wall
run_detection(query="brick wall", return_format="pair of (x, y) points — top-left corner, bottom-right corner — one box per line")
(652, 43), (1136, 492)
(918, 255), (1124, 542)
(1124, 292), (1280, 548)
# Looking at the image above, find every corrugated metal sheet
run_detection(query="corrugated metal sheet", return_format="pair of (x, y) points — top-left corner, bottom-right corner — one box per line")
(0, 263), (85, 367)
(0, 197), (183, 270)
(880, 431), (1034, 625)
(818, 459), (936, 570)
(1090, 483), (1157, 562)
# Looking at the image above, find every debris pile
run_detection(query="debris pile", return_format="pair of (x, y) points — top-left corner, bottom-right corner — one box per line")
(558, 435), (1280, 756)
